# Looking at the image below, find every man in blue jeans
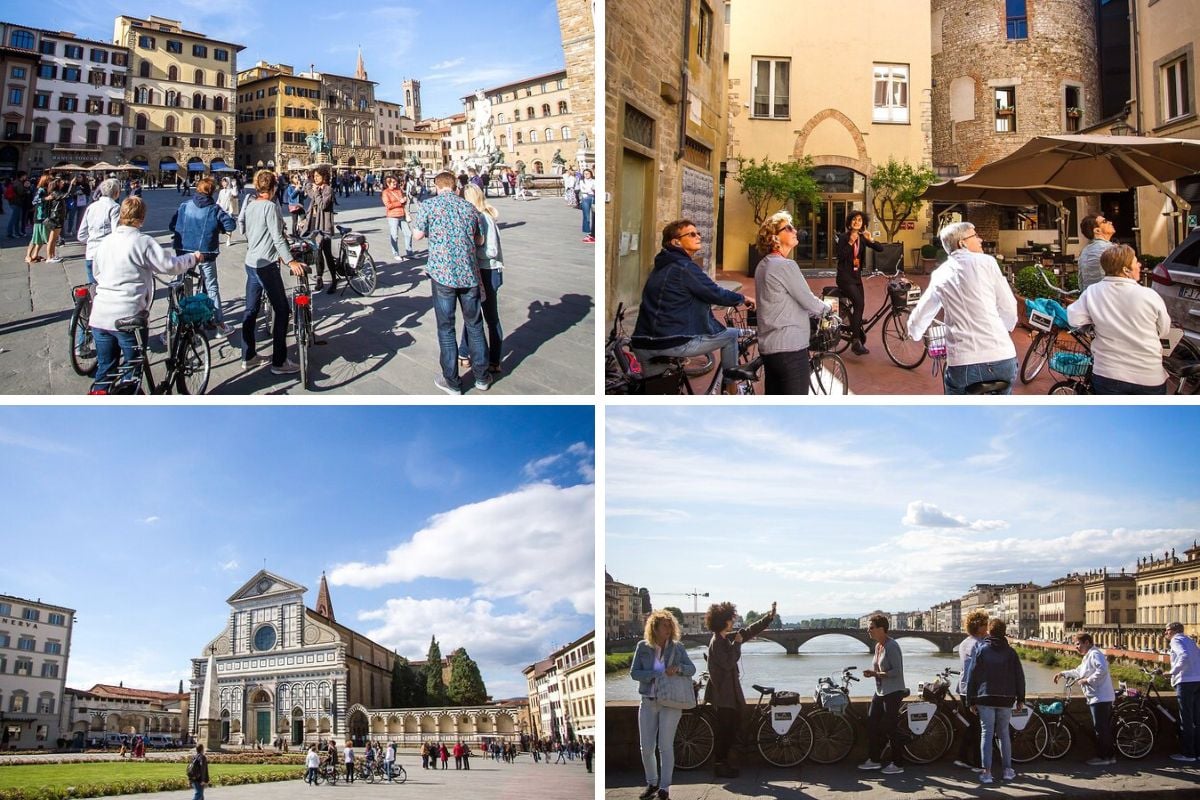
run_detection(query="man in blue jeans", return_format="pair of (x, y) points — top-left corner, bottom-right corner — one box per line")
(187, 743), (209, 800)
(1167, 621), (1200, 762)
(411, 171), (489, 394)
(631, 219), (752, 394)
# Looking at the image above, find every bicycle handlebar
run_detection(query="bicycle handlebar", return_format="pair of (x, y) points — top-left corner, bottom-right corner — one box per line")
(1036, 265), (1080, 298)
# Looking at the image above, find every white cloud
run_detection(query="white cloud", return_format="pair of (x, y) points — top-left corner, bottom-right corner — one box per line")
(523, 442), (594, 481)
(142, 515), (161, 525)
(901, 500), (1007, 532)
(329, 483), (594, 614)
(430, 57), (464, 71)
(220, 560), (239, 571)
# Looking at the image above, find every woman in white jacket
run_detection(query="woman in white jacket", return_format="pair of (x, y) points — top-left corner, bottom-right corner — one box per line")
(90, 197), (203, 384)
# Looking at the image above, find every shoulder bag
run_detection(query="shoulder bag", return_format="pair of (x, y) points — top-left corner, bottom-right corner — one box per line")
(653, 642), (696, 710)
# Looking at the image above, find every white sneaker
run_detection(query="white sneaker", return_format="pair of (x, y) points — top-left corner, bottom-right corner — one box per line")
(857, 760), (882, 771)
(46, 256), (64, 263)
(393, 253), (403, 261)
(952, 760), (974, 769)
(881, 763), (904, 775)
(979, 772), (993, 784)
(216, 321), (235, 339)
(241, 354), (268, 370)
(271, 359), (301, 375)
(1169, 753), (1197, 762)
(1002, 768), (1016, 781)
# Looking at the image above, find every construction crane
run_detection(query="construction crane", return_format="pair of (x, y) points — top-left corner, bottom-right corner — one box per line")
(657, 590), (710, 613)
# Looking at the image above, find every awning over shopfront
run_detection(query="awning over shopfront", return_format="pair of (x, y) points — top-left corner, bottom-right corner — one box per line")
(211, 160), (228, 171)
(187, 162), (206, 172)
(159, 162), (179, 171)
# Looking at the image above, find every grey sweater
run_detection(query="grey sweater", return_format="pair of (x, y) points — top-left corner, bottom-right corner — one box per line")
(240, 197), (293, 269)
(872, 637), (906, 696)
(754, 252), (830, 354)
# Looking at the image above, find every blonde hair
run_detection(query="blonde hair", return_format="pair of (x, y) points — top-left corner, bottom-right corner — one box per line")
(463, 184), (498, 219)
(643, 610), (681, 645)
(118, 197), (146, 227)
(1100, 243), (1137, 277)
(755, 211), (794, 255)
(965, 609), (989, 636)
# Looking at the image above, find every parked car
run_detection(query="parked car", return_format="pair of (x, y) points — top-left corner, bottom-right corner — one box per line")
(144, 734), (176, 749)
(1150, 227), (1200, 361)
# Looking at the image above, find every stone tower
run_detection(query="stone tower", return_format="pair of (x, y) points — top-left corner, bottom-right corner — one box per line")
(402, 79), (422, 123)
(315, 571), (335, 622)
(556, 0), (596, 168)
(931, 0), (1101, 239)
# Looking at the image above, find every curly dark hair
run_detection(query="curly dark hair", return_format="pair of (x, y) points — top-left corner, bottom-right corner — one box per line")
(705, 601), (737, 633)
(845, 210), (870, 232)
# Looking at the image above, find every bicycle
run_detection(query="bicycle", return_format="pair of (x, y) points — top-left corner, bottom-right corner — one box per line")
(1024, 675), (1154, 761)
(920, 321), (1015, 395)
(68, 282), (97, 376)
(285, 236), (321, 390)
(673, 671), (815, 769)
(821, 264), (927, 369)
(365, 757), (408, 784)
(312, 756), (339, 785)
(1112, 666), (1176, 756)
(1164, 337), (1200, 394)
(326, 224), (378, 296)
(1019, 267), (1081, 384)
(807, 314), (849, 394)
(87, 278), (213, 395)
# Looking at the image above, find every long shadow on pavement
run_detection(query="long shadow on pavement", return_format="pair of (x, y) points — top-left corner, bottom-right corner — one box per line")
(497, 292), (593, 379)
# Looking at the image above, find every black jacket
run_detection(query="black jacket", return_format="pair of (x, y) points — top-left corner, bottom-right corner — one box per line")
(965, 635), (1026, 708)
(835, 232), (884, 284)
(630, 245), (745, 350)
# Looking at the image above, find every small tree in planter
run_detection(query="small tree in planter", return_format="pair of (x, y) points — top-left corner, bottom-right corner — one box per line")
(870, 158), (937, 242)
(734, 155), (820, 272)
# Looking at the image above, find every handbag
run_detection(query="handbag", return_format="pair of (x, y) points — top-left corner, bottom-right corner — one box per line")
(653, 643), (696, 710)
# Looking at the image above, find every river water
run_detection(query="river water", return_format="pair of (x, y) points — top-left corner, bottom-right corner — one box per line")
(606, 637), (1066, 703)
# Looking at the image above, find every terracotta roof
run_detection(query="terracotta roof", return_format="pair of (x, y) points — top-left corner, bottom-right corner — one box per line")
(86, 684), (186, 701)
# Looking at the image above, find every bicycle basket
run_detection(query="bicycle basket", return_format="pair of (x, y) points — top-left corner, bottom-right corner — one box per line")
(1038, 700), (1064, 716)
(888, 278), (917, 310)
(770, 690), (801, 707)
(341, 232), (366, 247)
(809, 315), (841, 352)
(173, 294), (216, 326)
(921, 678), (949, 703)
(1025, 297), (1069, 332)
(924, 323), (948, 360)
(815, 686), (849, 714)
(1049, 338), (1092, 378)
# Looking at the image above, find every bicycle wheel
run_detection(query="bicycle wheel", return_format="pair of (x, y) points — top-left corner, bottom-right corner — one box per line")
(1114, 702), (1159, 736)
(295, 304), (311, 391)
(1048, 379), (1083, 395)
(881, 308), (927, 369)
(68, 301), (98, 377)
(804, 709), (855, 764)
(1035, 719), (1073, 760)
(1008, 713), (1046, 763)
(756, 714), (812, 768)
(1020, 331), (1053, 384)
(901, 712), (952, 764)
(347, 254), (378, 296)
(810, 353), (849, 395)
(312, 769), (324, 786)
(173, 327), (211, 395)
(1114, 718), (1154, 759)
(1167, 338), (1200, 394)
(673, 711), (714, 770)
(393, 765), (407, 784)
(361, 766), (374, 783)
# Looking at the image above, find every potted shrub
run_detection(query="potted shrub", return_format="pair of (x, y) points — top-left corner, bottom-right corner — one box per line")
(1066, 106), (1083, 119)
(734, 156), (820, 276)
(918, 243), (941, 274)
(1013, 265), (1065, 329)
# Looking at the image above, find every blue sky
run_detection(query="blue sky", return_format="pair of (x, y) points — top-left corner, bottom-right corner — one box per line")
(0, 406), (594, 701)
(13, 1), (570, 118)
(607, 406), (1200, 619)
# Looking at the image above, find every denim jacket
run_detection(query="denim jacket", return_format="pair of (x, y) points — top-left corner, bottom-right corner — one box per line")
(630, 246), (745, 351)
(629, 640), (696, 698)
(170, 194), (236, 254)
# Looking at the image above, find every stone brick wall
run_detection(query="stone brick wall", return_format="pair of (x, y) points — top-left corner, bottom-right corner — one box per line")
(556, 0), (596, 163)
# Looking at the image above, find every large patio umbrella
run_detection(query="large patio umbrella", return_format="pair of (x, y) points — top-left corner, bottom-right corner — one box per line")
(50, 163), (86, 172)
(957, 134), (1200, 242)
(89, 161), (118, 172)
(114, 162), (147, 171)
(923, 174), (1078, 250)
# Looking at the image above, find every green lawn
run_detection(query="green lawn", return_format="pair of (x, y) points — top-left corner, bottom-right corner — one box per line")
(0, 762), (302, 791)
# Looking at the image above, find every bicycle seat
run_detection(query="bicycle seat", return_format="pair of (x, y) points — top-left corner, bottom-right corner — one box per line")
(751, 684), (774, 696)
(965, 380), (1010, 394)
(821, 286), (843, 297)
(724, 364), (759, 382)
(335, 224), (351, 235)
(115, 311), (150, 332)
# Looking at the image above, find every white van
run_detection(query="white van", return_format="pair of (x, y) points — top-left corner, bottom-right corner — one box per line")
(144, 734), (176, 749)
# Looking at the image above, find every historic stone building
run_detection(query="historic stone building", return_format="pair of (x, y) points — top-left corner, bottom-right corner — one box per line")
(1082, 569), (1137, 649)
(315, 53), (378, 174)
(998, 583), (1041, 640)
(0, 25), (41, 176)
(376, 99), (406, 172)
(0, 594), (74, 749)
(113, 15), (241, 185)
(189, 570), (518, 749)
(1131, 544), (1200, 651)
(0, 24), (129, 175)
(235, 62), (321, 173)
(401, 124), (445, 173)
(931, 599), (961, 633)
(1038, 574), (1087, 643)
(401, 78), (422, 124)
(555, 0), (596, 168)
(722, 0), (932, 276)
(554, 630), (595, 741)
(60, 684), (187, 747)
(931, 0), (1101, 246)
(522, 657), (565, 744)
(463, 71), (575, 177)
(604, 571), (644, 639)
(606, 0), (728, 318)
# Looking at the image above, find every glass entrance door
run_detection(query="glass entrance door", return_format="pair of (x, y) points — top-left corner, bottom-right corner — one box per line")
(794, 199), (855, 268)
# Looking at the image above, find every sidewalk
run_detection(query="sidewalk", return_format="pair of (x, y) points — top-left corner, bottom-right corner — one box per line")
(607, 760), (1200, 799)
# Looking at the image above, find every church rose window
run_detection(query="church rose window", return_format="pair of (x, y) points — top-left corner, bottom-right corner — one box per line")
(254, 625), (277, 651)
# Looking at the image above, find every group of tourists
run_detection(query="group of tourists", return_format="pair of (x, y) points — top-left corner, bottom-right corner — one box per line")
(2, 172), (136, 265)
(631, 604), (1200, 795)
(629, 209), (1179, 394)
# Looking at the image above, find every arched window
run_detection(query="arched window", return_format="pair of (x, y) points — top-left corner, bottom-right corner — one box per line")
(541, 103), (550, 117)
(138, 61), (150, 78)
(499, 134), (507, 147)
(165, 90), (177, 107)
(213, 96), (224, 111)
(165, 115), (176, 132)
(561, 125), (571, 141)
(360, 122), (372, 147)
(515, 131), (523, 144)
(168, 65), (178, 82)
(526, 106), (535, 119)
(134, 86), (149, 104)
(192, 92), (205, 110)
(496, 112), (506, 123)
(528, 129), (538, 143)
(214, 119), (223, 136)
(9, 30), (34, 49)
(545, 127), (553, 141)
(558, 101), (568, 115)
(513, 109), (520, 121)
(344, 121), (353, 146)
(216, 72), (226, 88)
(192, 117), (203, 134)
(194, 69), (204, 85)
(135, 113), (148, 130)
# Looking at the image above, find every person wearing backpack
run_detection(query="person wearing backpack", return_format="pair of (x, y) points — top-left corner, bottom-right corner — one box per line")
(42, 178), (68, 263)
(187, 743), (210, 799)
(25, 174), (53, 263)
(169, 176), (237, 338)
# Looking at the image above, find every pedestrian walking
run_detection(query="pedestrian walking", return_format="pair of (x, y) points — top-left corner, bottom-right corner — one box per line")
(305, 745), (320, 785)
(462, 742), (471, 769)
(1055, 633), (1116, 766)
(631, 609), (696, 800)
(169, 176), (238, 338)
(458, 184), (504, 375)
(578, 168), (596, 243)
(186, 743), (209, 800)
(421, 741), (429, 769)
(343, 741), (355, 782)
(454, 740), (463, 769)
(859, 613), (907, 775)
(1167, 621), (1200, 762)
(5, 172), (27, 239)
(440, 742), (449, 769)
(410, 171), (490, 394)
(964, 618), (1026, 784)
(285, 175), (305, 237)
(384, 740), (397, 781)
(382, 175), (413, 260)
(216, 178), (238, 246)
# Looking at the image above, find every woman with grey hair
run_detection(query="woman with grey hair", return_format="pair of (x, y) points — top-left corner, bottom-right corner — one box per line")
(77, 178), (123, 285)
(907, 221), (1018, 393)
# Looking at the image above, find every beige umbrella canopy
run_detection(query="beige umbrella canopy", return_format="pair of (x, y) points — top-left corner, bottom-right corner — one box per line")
(922, 173), (1075, 206)
(89, 161), (118, 171)
(50, 163), (86, 171)
(113, 162), (147, 171)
